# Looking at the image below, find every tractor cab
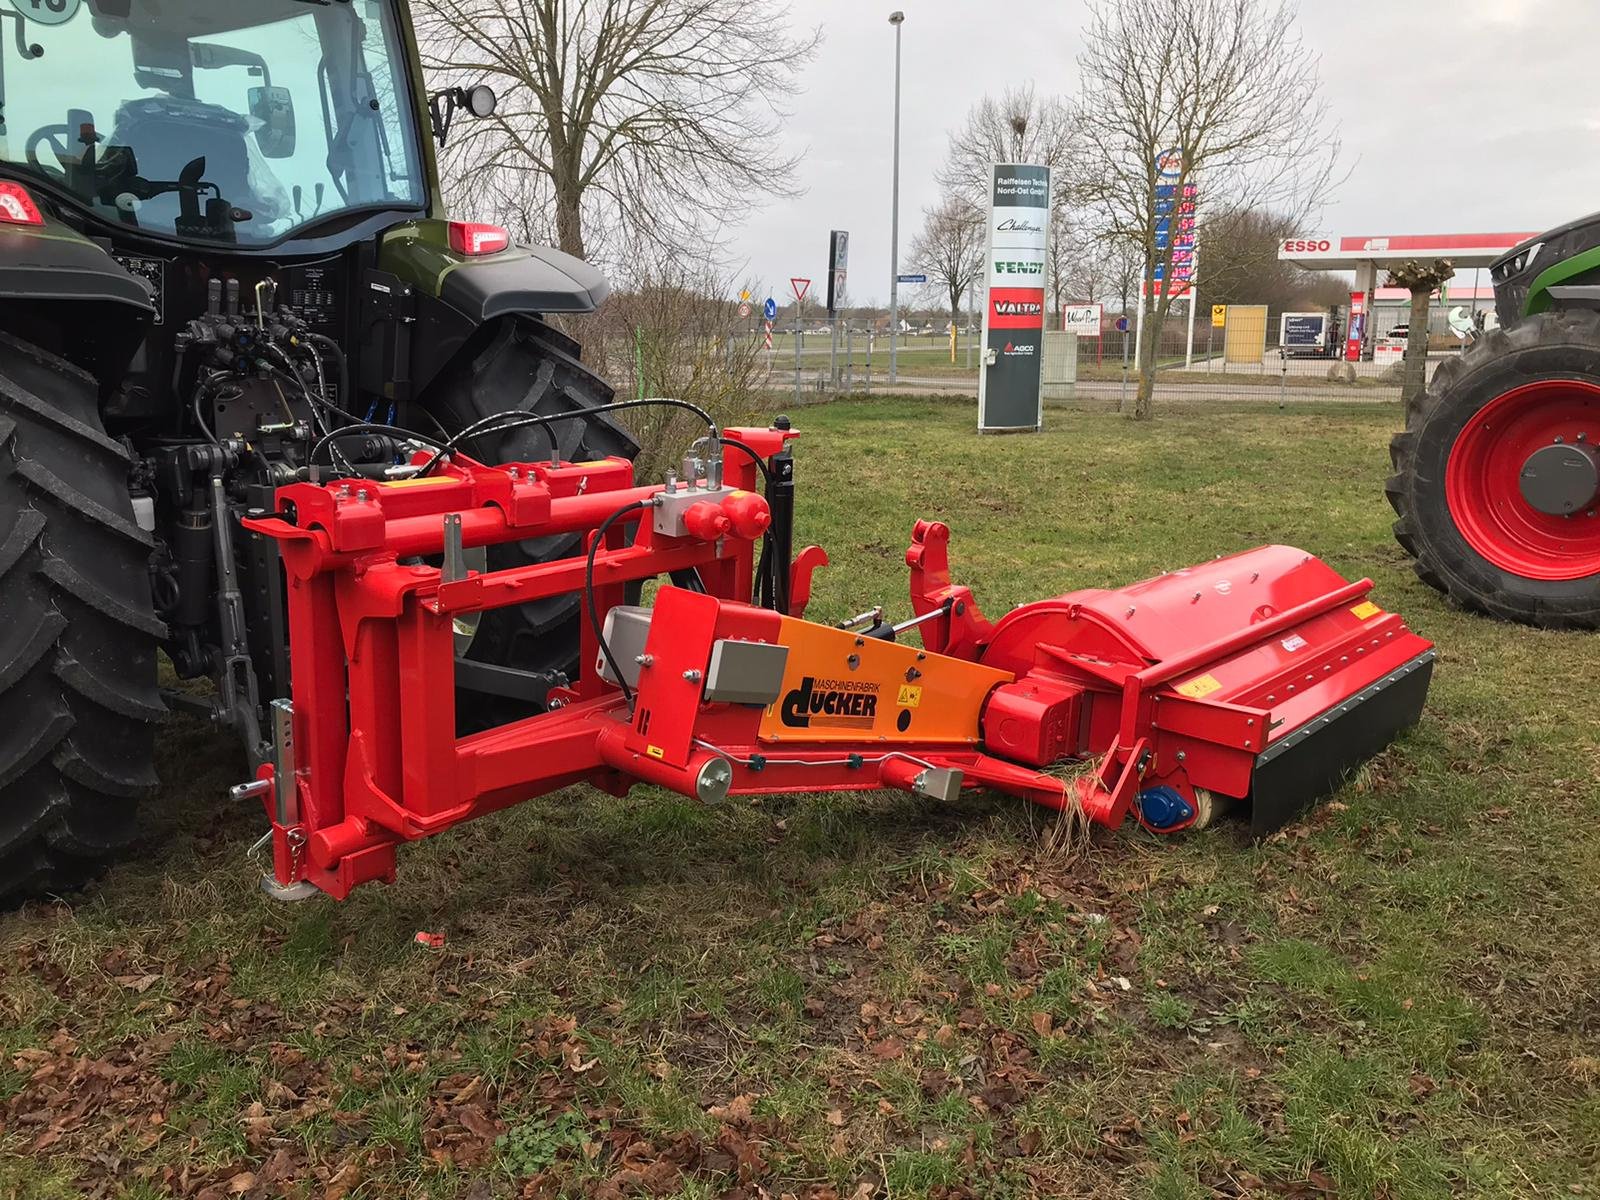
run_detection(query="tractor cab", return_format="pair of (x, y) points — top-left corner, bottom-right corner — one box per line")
(0, 0), (427, 247)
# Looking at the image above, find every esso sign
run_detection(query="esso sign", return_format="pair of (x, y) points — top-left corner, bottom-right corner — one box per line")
(1281, 238), (1333, 254)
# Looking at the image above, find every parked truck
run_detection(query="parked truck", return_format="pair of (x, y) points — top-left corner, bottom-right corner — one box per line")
(1279, 309), (1342, 358)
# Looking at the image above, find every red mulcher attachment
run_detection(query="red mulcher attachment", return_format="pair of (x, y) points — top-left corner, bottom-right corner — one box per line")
(236, 422), (1433, 900)
(906, 522), (1435, 837)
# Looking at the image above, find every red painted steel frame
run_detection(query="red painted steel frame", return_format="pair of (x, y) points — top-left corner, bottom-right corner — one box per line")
(243, 430), (1433, 900)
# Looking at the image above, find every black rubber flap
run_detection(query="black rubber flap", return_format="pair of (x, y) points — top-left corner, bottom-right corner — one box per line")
(1248, 651), (1435, 838)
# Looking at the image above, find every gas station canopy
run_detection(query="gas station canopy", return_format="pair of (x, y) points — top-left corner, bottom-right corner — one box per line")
(1277, 232), (1540, 271)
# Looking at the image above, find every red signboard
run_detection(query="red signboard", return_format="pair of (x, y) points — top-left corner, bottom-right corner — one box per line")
(990, 287), (1046, 330)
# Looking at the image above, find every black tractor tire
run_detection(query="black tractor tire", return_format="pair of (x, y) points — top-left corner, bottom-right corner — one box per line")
(0, 333), (165, 903)
(1387, 308), (1600, 629)
(422, 317), (639, 725)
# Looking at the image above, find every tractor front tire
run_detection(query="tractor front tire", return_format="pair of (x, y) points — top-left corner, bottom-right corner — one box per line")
(423, 317), (640, 724)
(1387, 309), (1600, 629)
(0, 333), (164, 903)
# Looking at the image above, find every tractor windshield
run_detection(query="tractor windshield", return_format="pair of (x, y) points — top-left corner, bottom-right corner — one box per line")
(0, 0), (426, 247)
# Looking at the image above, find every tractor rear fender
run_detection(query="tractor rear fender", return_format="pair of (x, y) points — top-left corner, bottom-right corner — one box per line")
(378, 219), (611, 396)
(0, 220), (154, 384)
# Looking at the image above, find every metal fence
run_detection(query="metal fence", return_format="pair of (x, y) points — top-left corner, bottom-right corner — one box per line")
(728, 309), (1466, 409)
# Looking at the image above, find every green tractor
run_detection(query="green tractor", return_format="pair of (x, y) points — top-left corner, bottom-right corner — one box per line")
(0, 0), (637, 901)
(1388, 213), (1600, 629)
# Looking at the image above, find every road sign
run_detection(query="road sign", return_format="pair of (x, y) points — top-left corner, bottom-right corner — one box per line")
(790, 277), (811, 304)
(764, 320), (773, 350)
(1211, 304), (1227, 328)
(1114, 316), (1130, 333)
(827, 231), (849, 315)
(897, 273), (927, 284)
(763, 297), (777, 321)
(738, 302), (751, 319)
(739, 288), (750, 302)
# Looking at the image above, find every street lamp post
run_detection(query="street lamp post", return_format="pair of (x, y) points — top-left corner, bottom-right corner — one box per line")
(888, 10), (904, 386)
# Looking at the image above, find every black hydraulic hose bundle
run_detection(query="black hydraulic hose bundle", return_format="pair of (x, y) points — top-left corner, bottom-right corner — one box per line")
(415, 397), (720, 477)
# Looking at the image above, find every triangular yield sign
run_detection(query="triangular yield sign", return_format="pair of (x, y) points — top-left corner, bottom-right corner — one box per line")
(790, 277), (811, 303)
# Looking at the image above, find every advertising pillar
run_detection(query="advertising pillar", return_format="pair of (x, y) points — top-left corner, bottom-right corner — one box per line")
(978, 163), (1050, 432)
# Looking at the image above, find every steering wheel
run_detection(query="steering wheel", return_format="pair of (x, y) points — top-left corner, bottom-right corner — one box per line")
(24, 125), (74, 179)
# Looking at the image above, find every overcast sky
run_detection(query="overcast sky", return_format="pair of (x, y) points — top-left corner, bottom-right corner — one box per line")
(726, 0), (1600, 307)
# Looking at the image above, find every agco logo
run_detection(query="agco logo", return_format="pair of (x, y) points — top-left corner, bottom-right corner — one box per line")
(1001, 342), (1036, 356)
(994, 260), (1044, 275)
(780, 677), (879, 728)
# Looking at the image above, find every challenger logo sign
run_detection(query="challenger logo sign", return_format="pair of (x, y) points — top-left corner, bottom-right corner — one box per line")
(779, 677), (880, 729)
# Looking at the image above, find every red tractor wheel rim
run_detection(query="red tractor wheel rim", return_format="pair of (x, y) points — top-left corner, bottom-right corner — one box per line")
(1445, 379), (1600, 580)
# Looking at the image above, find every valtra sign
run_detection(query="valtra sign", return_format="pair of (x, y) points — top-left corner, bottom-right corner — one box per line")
(980, 162), (1051, 432)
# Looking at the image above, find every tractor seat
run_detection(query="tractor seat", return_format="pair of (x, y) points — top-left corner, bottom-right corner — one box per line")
(108, 97), (288, 230)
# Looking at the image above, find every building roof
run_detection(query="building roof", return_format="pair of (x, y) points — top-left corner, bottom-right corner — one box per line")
(1279, 232), (1539, 270)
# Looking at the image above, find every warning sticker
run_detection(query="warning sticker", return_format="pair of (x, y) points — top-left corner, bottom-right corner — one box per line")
(1175, 673), (1222, 699)
(1281, 634), (1307, 652)
(1350, 601), (1382, 620)
(896, 684), (923, 708)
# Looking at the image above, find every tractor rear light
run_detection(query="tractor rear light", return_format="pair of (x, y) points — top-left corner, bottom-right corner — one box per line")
(447, 220), (510, 256)
(0, 181), (44, 226)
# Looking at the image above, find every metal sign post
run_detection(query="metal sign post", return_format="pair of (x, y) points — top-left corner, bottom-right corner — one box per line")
(1116, 315), (1131, 410)
(790, 278), (810, 407)
(827, 232), (849, 397)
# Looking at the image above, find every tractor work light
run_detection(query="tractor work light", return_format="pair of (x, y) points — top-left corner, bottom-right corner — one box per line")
(448, 220), (510, 256)
(0, 181), (44, 226)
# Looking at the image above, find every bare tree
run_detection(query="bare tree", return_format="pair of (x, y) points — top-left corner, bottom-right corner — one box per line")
(418, 0), (821, 266)
(910, 196), (985, 331)
(937, 85), (1076, 206)
(1072, 0), (1343, 419)
(1385, 259), (1454, 408)
(1195, 207), (1348, 317)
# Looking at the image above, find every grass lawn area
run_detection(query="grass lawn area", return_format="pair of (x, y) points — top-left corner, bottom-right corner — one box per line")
(3, 398), (1597, 1199)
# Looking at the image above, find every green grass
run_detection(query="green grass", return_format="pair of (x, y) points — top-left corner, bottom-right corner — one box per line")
(3, 397), (1597, 1198)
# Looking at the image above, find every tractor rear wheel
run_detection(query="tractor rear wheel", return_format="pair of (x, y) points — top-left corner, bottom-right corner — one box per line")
(0, 333), (164, 903)
(1387, 309), (1600, 629)
(423, 317), (639, 724)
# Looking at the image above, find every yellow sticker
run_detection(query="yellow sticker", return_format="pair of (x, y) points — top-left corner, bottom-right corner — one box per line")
(896, 684), (923, 708)
(646, 745), (665, 759)
(1350, 601), (1382, 620)
(1175, 673), (1222, 699)
(381, 475), (455, 489)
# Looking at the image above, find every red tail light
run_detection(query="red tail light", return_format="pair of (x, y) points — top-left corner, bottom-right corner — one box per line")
(0, 181), (44, 226)
(447, 221), (510, 256)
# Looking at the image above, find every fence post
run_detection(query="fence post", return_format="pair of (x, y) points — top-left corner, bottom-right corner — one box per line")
(846, 323), (854, 392)
(1278, 347), (1288, 409)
